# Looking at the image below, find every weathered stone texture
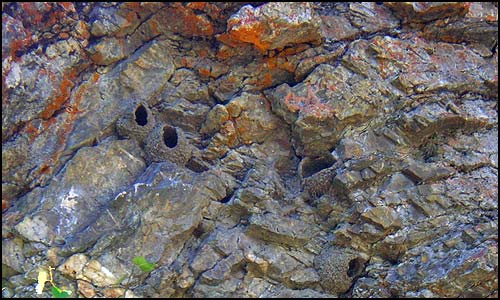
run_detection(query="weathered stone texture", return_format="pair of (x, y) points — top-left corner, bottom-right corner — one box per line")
(2, 2), (498, 298)
(223, 2), (323, 52)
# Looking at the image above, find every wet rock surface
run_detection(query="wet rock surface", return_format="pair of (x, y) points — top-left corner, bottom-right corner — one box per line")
(2, 2), (498, 298)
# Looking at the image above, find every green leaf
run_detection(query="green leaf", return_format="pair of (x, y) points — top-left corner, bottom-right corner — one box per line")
(51, 286), (71, 298)
(132, 256), (157, 273)
(115, 274), (128, 285)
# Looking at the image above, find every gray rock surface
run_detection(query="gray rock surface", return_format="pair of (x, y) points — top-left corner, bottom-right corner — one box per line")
(2, 2), (498, 298)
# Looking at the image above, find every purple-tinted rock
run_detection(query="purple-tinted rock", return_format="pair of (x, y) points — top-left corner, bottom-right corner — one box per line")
(385, 2), (470, 23)
(14, 139), (146, 245)
(349, 3), (399, 33)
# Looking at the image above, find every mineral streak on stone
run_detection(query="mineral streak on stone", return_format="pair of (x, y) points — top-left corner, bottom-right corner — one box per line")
(1, 2), (498, 298)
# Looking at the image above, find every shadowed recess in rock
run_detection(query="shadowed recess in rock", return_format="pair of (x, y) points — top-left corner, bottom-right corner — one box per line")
(300, 156), (336, 178)
(163, 125), (178, 148)
(135, 105), (148, 126)
(347, 258), (364, 277)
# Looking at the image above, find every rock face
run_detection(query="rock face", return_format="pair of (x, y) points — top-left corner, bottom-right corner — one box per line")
(2, 2), (498, 298)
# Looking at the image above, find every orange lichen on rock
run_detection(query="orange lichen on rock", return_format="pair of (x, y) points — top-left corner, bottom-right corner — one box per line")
(228, 20), (270, 52)
(92, 72), (100, 83)
(186, 2), (221, 20)
(283, 85), (335, 120)
(259, 73), (274, 89)
(485, 15), (496, 22)
(59, 32), (69, 39)
(224, 3), (323, 53)
(216, 33), (250, 49)
(186, 2), (207, 10)
(58, 2), (75, 12)
(37, 163), (52, 175)
(220, 120), (239, 147)
(24, 122), (38, 137)
(2, 198), (9, 212)
(278, 44), (310, 57)
(216, 45), (233, 60)
(40, 70), (77, 119)
(261, 57), (296, 74)
(23, 118), (57, 143)
(264, 57), (279, 70)
(180, 57), (195, 69)
(198, 67), (211, 78)
(20, 2), (48, 25)
(280, 60), (296, 73)
(8, 32), (32, 59)
(377, 58), (388, 79)
(42, 80), (88, 176)
(162, 5), (214, 37)
(148, 18), (160, 36)
(197, 48), (209, 59)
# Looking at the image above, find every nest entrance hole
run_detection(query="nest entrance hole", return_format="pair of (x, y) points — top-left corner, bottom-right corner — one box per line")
(135, 105), (148, 126)
(163, 125), (178, 148)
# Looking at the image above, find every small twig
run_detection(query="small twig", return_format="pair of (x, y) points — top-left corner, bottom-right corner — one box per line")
(48, 266), (56, 287)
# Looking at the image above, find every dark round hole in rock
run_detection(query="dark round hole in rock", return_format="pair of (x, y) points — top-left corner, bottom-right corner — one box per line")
(163, 125), (178, 148)
(301, 156), (335, 178)
(347, 258), (363, 277)
(135, 105), (148, 126)
(220, 192), (233, 203)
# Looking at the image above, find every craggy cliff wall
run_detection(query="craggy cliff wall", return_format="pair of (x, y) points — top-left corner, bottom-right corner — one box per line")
(2, 2), (498, 298)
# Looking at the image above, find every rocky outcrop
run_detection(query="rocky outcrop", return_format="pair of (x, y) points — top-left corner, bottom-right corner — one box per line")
(2, 2), (498, 298)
